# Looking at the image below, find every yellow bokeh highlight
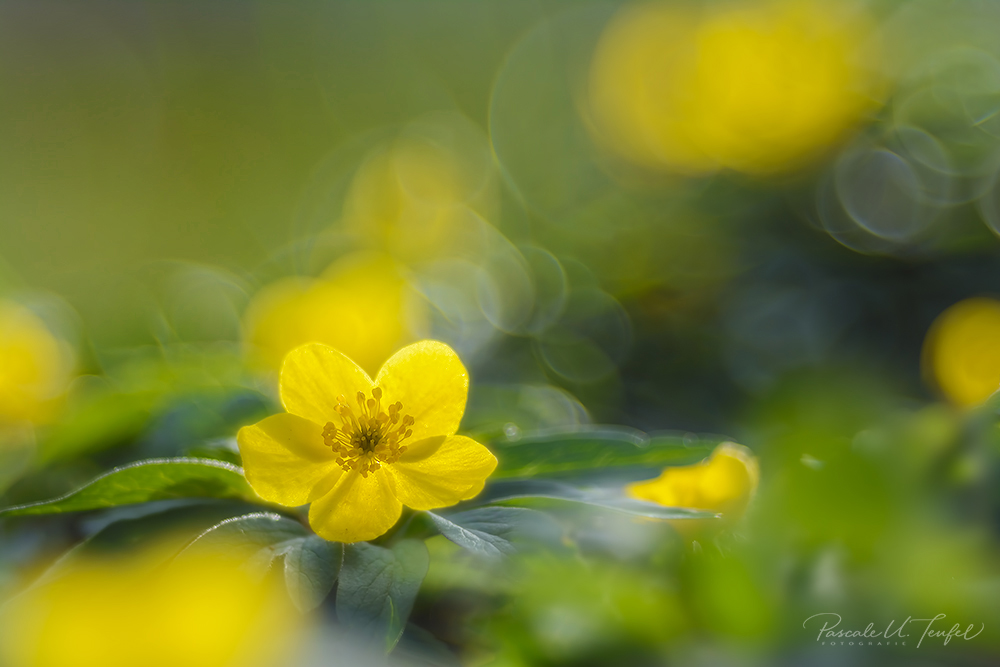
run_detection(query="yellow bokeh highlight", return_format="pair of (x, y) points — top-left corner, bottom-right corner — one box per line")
(342, 133), (497, 265)
(0, 299), (72, 426)
(588, 0), (877, 175)
(243, 252), (426, 377)
(0, 549), (302, 667)
(923, 297), (1000, 407)
(627, 442), (760, 524)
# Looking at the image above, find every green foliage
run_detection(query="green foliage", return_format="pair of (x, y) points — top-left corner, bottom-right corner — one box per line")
(491, 427), (715, 478)
(427, 507), (552, 558)
(0, 458), (256, 517)
(478, 478), (717, 519)
(337, 541), (431, 653)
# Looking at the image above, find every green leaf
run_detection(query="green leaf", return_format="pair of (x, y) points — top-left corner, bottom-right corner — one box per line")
(179, 512), (342, 612)
(337, 540), (430, 653)
(0, 458), (256, 517)
(427, 507), (555, 558)
(491, 427), (718, 479)
(284, 535), (343, 612)
(478, 479), (718, 520)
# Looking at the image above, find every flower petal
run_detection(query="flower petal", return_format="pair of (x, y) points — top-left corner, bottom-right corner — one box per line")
(626, 442), (759, 517)
(280, 343), (374, 426)
(375, 340), (468, 442)
(308, 470), (402, 543)
(387, 435), (497, 511)
(236, 413), (342, 507)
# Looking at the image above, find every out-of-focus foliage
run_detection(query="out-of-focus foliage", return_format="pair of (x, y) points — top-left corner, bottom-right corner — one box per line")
(2, 0), (1000, 666)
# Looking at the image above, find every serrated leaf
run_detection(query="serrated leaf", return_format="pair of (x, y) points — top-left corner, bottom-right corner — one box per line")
(337, 540), (430, 653)
(179, 512), (342, 612)
(427, 507), (552, 558)
(491, 427), (718, 479)
(0, 458), (256, 517)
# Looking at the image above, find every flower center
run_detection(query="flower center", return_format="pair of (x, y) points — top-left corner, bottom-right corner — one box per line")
(322, 387), (414, 477)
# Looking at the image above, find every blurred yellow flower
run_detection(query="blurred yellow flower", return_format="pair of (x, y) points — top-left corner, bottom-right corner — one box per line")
(588, 0), (877, 175)
(0, 550), (300, 667)
(342, 131), (497, 265)
(923, 297), (1000, 407)
(243, 253), (426, 377)
(0, 299), (72, 426)
(237, 340), (497, 543)
(627, 442), (759, 524)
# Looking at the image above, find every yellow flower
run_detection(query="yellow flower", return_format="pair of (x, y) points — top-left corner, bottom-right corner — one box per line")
(627, 442), (759, 525)
(243, 252), (426, 377)
(0, 299), (73, 426)
(923, 297), (1000, 407)
(587, 0), (878, 175)
(0, 548), (301, 667)
(237, 340), (498, 543)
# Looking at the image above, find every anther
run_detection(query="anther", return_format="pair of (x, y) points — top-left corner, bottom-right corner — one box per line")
(326, 389), (417, 473)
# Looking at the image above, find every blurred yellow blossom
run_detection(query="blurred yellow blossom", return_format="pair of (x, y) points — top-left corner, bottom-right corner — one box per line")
(588, 0), (877, 175)
(923, 297), (1000, 407)
(342, 128), (497, 265)
(0, 549), (301, 667)
(237, 341), (497, 543)
(627, 442), (759, 524)
(0, 299), (73, 426)
(243, 252), (426, 377)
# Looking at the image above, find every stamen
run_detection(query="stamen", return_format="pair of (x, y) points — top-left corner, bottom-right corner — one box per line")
(321, 389), (415, 473)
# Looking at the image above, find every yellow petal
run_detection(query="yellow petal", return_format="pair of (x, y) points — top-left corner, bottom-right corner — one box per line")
(628, 465), (703, 508)
(387, 435), (497, 511)
(308, 470), (402, 543)
(626, 442), (758, 519)
(280, 343), (374, 425)
(236, 413), (342, 507)
(375, 340), (468, 442)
